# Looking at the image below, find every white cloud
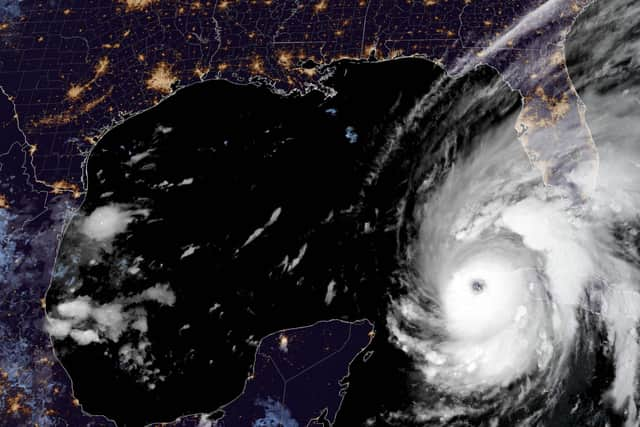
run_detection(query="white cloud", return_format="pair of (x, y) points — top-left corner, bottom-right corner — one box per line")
(131, 317), (148, 333)
(56, 296), (92, 320)
(92, 303), (127, 341)
(47, 281), (177, 384)
(118, 337), (163, 389)
(156, 125), (172, 134)
(126, 149), (155, 166)
(180, 245), (199, 259)
(119, 342), (146, 369)
(239, 207), (283, 250)
(267, 207), (282, 226)
(325, 280), (336, 305)
(197, 415), (214, 427)
(80, 205), (134, 241)
(141, 283), (176, 306)
(46, 317), (73, 338)
(70, 329), (101, 345)
(48, 282), (176, 347)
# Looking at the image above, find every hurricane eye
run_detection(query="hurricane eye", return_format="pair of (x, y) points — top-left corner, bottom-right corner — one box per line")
(470, 279), (485, 293)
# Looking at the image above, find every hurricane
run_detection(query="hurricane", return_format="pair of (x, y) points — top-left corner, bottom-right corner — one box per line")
(383, 0), (640, 425)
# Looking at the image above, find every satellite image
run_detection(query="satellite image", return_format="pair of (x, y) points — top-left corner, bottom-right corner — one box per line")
(0, 0), (639, 426)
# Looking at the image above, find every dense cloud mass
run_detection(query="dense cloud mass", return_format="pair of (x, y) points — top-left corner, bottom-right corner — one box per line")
(384, 0), (640, 425)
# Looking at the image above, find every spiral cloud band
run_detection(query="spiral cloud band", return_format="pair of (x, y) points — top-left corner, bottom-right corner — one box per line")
(386, 2), (640, 421)
(389, 97), (640, 425)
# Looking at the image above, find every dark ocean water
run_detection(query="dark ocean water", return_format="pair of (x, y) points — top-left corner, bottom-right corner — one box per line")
(47, 58), (457, 426)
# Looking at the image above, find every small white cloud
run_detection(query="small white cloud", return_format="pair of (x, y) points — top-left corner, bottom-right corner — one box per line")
(80, 205), (134, 241)
(126, 149), (155, 166)
(127, 265), (141, 275)
(180, 245), (199, 259)
(70, 329), (101, 345)
(57, 296), (92, 320)
(92, 303), (126, 340)
(46, 317), (73, 338)
(127, 255), (144, 274)
(267, 207), (282, 226)
(141, 283), (176, 306)
(284, 243), (307, 272)
(325, 280), (336, 305)
(156, 125), (172, 134)
(238, 207), (283, 251)
(118, 337), (163, 387)
(131, 317), (149, 333)
(119, 342), (145, 368)
(240, 227), (264, 248)
(197, 415), (214, 427)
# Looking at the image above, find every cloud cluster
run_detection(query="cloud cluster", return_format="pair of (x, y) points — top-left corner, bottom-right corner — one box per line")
(79, 204), (149, 243)
(47, 284), (175, 345)
(47, 283), (176, 388)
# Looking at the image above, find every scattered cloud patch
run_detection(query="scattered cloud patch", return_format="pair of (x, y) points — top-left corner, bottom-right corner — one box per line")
(239, 207), (283, 250)
(155, 124), (173, 134)
(252, 398), (299, 427)
(345, 126), (358, 143)
(70, 329), (101, 346)
(47, 283), (176, 345)
(241, 227), (265, 248)
(118, 337), (163, 389)
(47, 282), (177, 388)
(139, 283), (176, 306)
(46, 317), (73, 338)
(92, 303), (127, 341)
(180, 244), (199, 259)
(325, 280), (336, 305)
(282, 243), (307, 272)
(267, 207), (282, 226)
(57, 296), (92, 320)
(80, 205), (140, 242)
(131, 317), (149, 333)
(126, 148), (155, 166)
